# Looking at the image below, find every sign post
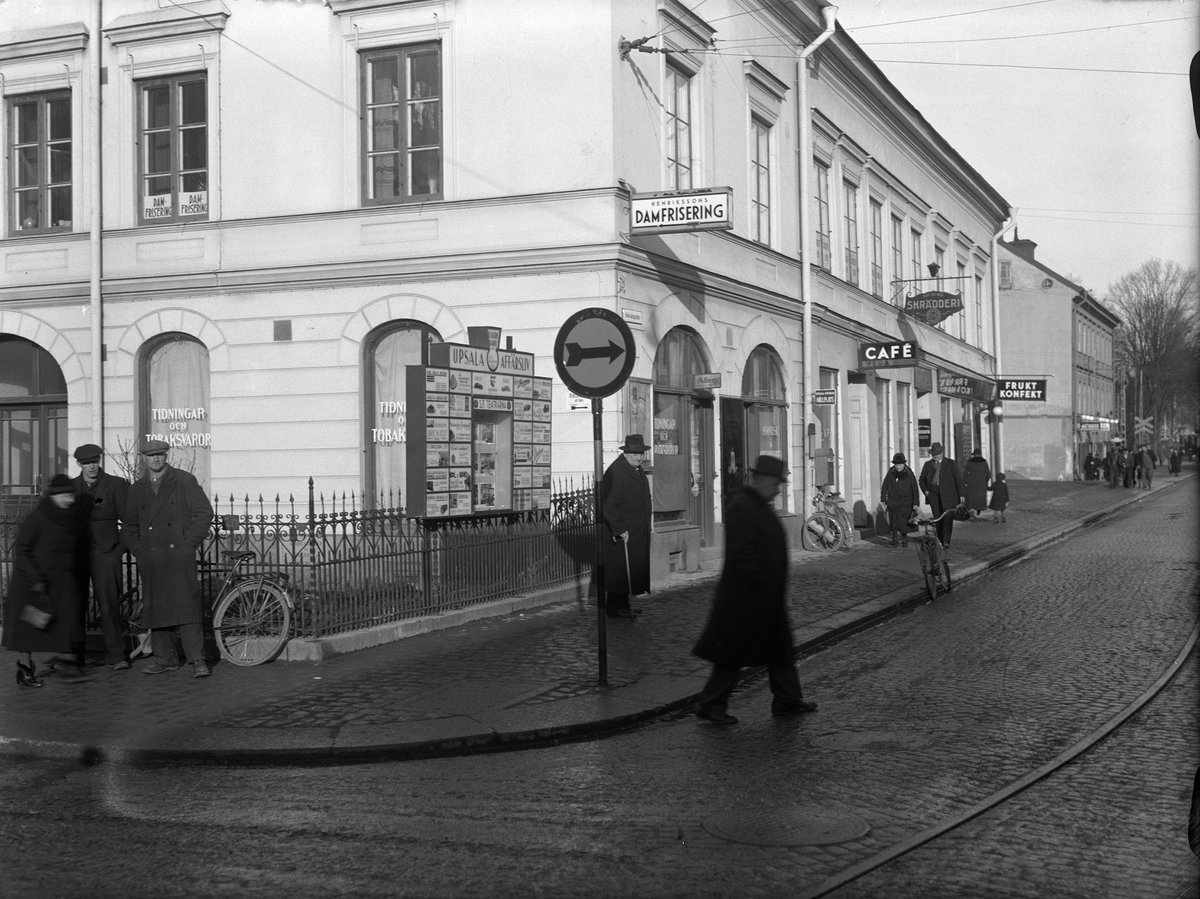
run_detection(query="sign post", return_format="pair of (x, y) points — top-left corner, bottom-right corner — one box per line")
(554, 308), (637, 686)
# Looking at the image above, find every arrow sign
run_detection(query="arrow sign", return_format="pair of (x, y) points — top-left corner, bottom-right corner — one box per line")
(565, 340), (625, 367)
(554, 308), (637, 399)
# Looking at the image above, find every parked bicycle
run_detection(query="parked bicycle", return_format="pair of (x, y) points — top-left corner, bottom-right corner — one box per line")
(909, 508), (954, 600)
(211, 551), (295, 666)
(801, 486), (852, 552)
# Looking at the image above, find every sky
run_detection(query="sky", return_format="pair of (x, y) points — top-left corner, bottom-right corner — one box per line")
(826, 0), (1200, 300)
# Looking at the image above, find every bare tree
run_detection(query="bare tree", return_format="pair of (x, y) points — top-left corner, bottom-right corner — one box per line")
(1107, 259), (1199, 448)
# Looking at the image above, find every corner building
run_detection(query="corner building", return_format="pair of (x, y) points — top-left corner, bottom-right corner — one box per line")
(0, 0), (1008, 579)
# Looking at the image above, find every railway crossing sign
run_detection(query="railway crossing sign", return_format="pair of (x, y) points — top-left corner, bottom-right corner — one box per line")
(553, 308), (637, 399)
(1135, 415), (1154, 436)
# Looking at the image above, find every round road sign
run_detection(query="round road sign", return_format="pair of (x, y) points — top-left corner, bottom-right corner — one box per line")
(553, 308), (637, 399)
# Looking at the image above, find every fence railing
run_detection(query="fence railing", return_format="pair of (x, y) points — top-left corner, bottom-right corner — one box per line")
(2, 478), (596, 641)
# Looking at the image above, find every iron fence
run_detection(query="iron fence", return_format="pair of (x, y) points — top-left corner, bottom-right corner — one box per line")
(2, 479), (595, 641)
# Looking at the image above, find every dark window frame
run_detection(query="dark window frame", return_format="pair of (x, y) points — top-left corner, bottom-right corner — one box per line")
(136, 72), (209, 226)
(8, 90), (73, 236)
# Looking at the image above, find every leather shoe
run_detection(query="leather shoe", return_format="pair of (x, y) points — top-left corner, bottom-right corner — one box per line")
(606, 608), (639, 619)
(141, 662), (180, 675)
(771, 699), (818, 716)
(696, 708), (738, 725)
(192, 660), (211, 679)
(110, 660), (131, 671)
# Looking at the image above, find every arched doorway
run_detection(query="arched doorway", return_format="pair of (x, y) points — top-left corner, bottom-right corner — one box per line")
(0, 335), (68, 495)
(139, 333), (212, 489)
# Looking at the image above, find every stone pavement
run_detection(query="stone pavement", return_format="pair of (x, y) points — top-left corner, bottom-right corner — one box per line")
(1, 468), (1193, 766)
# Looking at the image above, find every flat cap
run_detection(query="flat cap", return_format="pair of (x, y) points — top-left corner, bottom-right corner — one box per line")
(73, 443), (103, 463)
(140, 439), (170, 455)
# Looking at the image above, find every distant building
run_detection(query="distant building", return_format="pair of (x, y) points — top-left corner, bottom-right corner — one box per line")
(997, 233), (1121, 480)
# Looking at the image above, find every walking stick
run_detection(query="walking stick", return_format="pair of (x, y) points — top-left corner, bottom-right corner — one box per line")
(623, 537), (638, 621)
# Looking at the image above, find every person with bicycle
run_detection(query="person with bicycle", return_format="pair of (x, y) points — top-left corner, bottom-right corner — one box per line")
(121, 439), (214, 679)
(880, 453), (920, 549)
(918, 443), (965, 552)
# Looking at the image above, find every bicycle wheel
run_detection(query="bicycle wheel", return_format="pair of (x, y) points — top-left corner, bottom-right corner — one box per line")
(213, 580), (291, 667)
(802, 512), (844, 552)
(123, 588), (153, 660)
(937, 560), (952, 595)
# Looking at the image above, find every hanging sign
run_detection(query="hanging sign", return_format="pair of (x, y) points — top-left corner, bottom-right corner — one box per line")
(694, 373), (722, 390)
(858, 340), (919, 369)
(938, 373), (996, 403)
(813, 389), (837, 406)
(629, 187), (733, 236)
(905, 290), (964, 326)
(997, 379), (1047, 402)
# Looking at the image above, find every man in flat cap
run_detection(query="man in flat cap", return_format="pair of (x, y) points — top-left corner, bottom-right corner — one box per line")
(71, 443), (131, 669)
(601, 434), (652, 619)
(918, 442), (966, 552)
(121, 439), (215, 678)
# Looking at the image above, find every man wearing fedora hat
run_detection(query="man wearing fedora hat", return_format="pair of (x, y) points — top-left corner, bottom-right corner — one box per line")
(71, 443), (131, 669)
(601, 435), (652, 619)
(880, 452), (920, 549)
(121, 439), (214, 678)
(918, 442), (965, 551)
(693, 455), (817, 724)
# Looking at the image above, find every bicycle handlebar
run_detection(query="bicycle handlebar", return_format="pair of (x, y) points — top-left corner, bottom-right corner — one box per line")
(909, 508), (958, 526)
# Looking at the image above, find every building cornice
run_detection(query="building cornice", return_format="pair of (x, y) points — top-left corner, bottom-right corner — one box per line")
(104, 1), (230, 46)
(0, 23), (89, 62)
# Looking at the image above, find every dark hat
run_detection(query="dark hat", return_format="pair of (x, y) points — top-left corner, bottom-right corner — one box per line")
(73, 443), (102, 463)
(619, 434), (649, 453)
(749, 455), (787, 481)
(140, 438), (170, 456)
(47, 473), (74, 495)
(929, 442), (944, 456)
(892, 452), (907, 465)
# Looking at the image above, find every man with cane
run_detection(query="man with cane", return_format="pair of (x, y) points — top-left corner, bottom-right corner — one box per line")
(601, 435), (652, 619)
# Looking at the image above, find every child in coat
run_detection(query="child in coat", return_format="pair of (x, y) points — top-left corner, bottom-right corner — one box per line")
(988, 472), (1009, 523)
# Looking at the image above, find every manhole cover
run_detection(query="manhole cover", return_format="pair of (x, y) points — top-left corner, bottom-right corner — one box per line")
(809, 730), (934, 751)
(703, 806), (870, 846)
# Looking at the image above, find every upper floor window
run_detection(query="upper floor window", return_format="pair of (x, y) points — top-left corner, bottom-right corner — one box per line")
(975, 274), (985, 347)
(9, 92), (72, 234)
(813, 160), (832, 269)
(749, 117), (771, 244)
(843, 181), (859, 286)
(869, 200), (883, 298)
(910, 229), (923, 286)
(139, 74), (208, 224)
(890, 215), (904, 301)
(362, 43), (442, 205)
(665, 64), (693, 190)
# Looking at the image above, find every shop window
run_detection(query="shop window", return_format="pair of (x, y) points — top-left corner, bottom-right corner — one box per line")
(9, 91), (73, 234)
(742, 346), (787, 511)
(140, 334), (211, 488)
(665, 63), (693, 190)
(0, 336), (68, 495)
(364, 321), (441, 507)
(652, 328), (711, 528)
(138, 73), (208, 224)
(814, 368), (839, 489)
(362, 43), (442, 205)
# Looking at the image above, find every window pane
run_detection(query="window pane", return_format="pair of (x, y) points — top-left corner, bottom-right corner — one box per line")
(147, 132), (172, 174)
(409, 100), (439, 148)
(49, 144), (71, 183)
(181, 127), (206, 170)
(47, 98), (71, 140)
(16, 147), (39, 186)
(181, 172), (207, 192)
(146, 175), (171, 197)
(14, 102), (38, 144)
(370, 57), (399, 103)
(371, 107), (399, 151)
(373, 155), (400, 199)
(145, 85), (171, 129)
(16, 191), (40, 230)
(409, 148), (439, 196)
(409, 51), (440, 100)
(0, 338), (35, 397)
(49, 187), (72, 227)
(180, 81), (206, 125)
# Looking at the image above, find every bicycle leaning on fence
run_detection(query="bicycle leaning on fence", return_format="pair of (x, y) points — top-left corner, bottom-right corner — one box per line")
(801, 486), (853, 552)
(210, 550), (296, 666)
(909, 509), (954, 600)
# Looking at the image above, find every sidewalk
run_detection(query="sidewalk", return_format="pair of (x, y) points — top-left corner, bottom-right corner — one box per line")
(1, 470), (1192, 766)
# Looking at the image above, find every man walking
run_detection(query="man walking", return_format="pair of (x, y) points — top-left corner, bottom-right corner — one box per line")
(601, 435), (652, 619)
(71, 443), (131, 669)
(918, 442), (965, 552)
(121, 439), (214, 678)
(880, 452), (920, 548)
(693, 456), (817, 725)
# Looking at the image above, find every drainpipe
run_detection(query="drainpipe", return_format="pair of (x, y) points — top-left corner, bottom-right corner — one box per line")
(990, 213), (1016, 474)
(798, 4), (837, 518)
(89, 0), (104, 444)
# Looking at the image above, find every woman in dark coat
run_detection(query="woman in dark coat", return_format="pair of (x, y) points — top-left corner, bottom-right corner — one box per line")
(601, 435), (652, 619)
(693, 456), (815, 724)
(1170, 448), (1182, 476)
(963, 448), (991, 520)
(2, 474), (89, 686)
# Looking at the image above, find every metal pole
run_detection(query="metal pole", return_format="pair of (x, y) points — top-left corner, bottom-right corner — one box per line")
(90, 0), (104, 443)
(592, 397), (607, 686)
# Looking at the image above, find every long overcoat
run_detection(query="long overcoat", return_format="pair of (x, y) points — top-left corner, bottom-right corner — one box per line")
(1, 497), (87, 653)
(963, 455), (992, 512)
(880, 465), (920, 531)
(693, 486), (793, 668)
(121, 466), (213, 628)
(73, 468), (129, 587)
(601, 454), (652, 595)
(919, 456), (965, 512)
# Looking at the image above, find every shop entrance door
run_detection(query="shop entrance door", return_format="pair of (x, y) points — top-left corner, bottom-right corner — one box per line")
(846, 383), (872, 526)
(718, 397), (745, 511)
(690, 397), (714, 547)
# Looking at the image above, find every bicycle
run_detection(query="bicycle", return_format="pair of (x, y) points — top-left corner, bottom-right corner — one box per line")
(909, 509), (954, 600)
(211, 550), (295, 666)
(801, 486), (851, 552)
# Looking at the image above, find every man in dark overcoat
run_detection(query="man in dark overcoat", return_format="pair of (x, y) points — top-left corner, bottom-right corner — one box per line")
(880, 452), (920, 548)
(601, 434), (652, 619)
(71, 443), (131, 669)
(692, 456), (817, 725)
(121, 439), (214, 678)
(918, 442), (965, 551)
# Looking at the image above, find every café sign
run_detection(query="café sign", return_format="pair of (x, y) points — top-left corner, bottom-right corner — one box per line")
(905, 290), (964, 326)
(630, 187), (733, 236)
(858, 340), (919, 369)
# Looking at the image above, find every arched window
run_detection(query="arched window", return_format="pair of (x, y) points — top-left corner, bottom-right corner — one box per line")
(364, 320), (441, 506)
(140, 333), (211, 489)
(652, 328), (713, 537)
(0, 335), (67, 495)
(742, 346), (787, 507)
